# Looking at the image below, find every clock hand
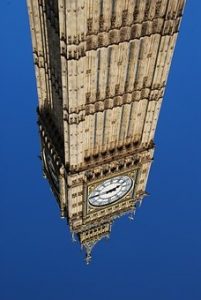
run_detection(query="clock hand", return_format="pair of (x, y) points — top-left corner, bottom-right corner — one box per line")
(105, 185), (121, 194)
(89, 185), (121, 199)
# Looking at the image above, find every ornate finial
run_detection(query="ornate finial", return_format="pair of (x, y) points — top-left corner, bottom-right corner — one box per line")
(60, 208), (65, 219)
(85, 253), (92, 265)
(83, 241), (97, 265)
(135, 199), (142, 209)
(129, 210), (136, 221)
(72, 232), (76, 242)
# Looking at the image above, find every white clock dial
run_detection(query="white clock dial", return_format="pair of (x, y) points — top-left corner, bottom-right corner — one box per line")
(88, 175), (133, 207)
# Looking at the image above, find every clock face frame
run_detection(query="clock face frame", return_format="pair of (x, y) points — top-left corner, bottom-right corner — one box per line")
(88, 175), (134, 207)
(42, 149), (60, 194)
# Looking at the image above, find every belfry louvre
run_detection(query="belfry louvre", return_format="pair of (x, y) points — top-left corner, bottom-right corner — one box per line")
(27, 0), (185, 263)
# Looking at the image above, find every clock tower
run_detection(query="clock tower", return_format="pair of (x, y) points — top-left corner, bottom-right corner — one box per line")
(27, 0), (185, 262)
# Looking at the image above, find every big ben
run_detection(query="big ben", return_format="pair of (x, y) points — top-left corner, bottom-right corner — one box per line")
(27, 0), (185, 263)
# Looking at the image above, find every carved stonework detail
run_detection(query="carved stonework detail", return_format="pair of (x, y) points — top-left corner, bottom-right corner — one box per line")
(27, 0), (185, 263)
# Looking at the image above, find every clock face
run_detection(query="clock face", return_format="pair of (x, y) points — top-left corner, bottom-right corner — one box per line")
(88, 175), (133, 207)
(42, 149), (60, 193)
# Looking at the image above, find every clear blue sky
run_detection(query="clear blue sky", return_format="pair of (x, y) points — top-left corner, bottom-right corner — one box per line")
(0, 2), (201, 300)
